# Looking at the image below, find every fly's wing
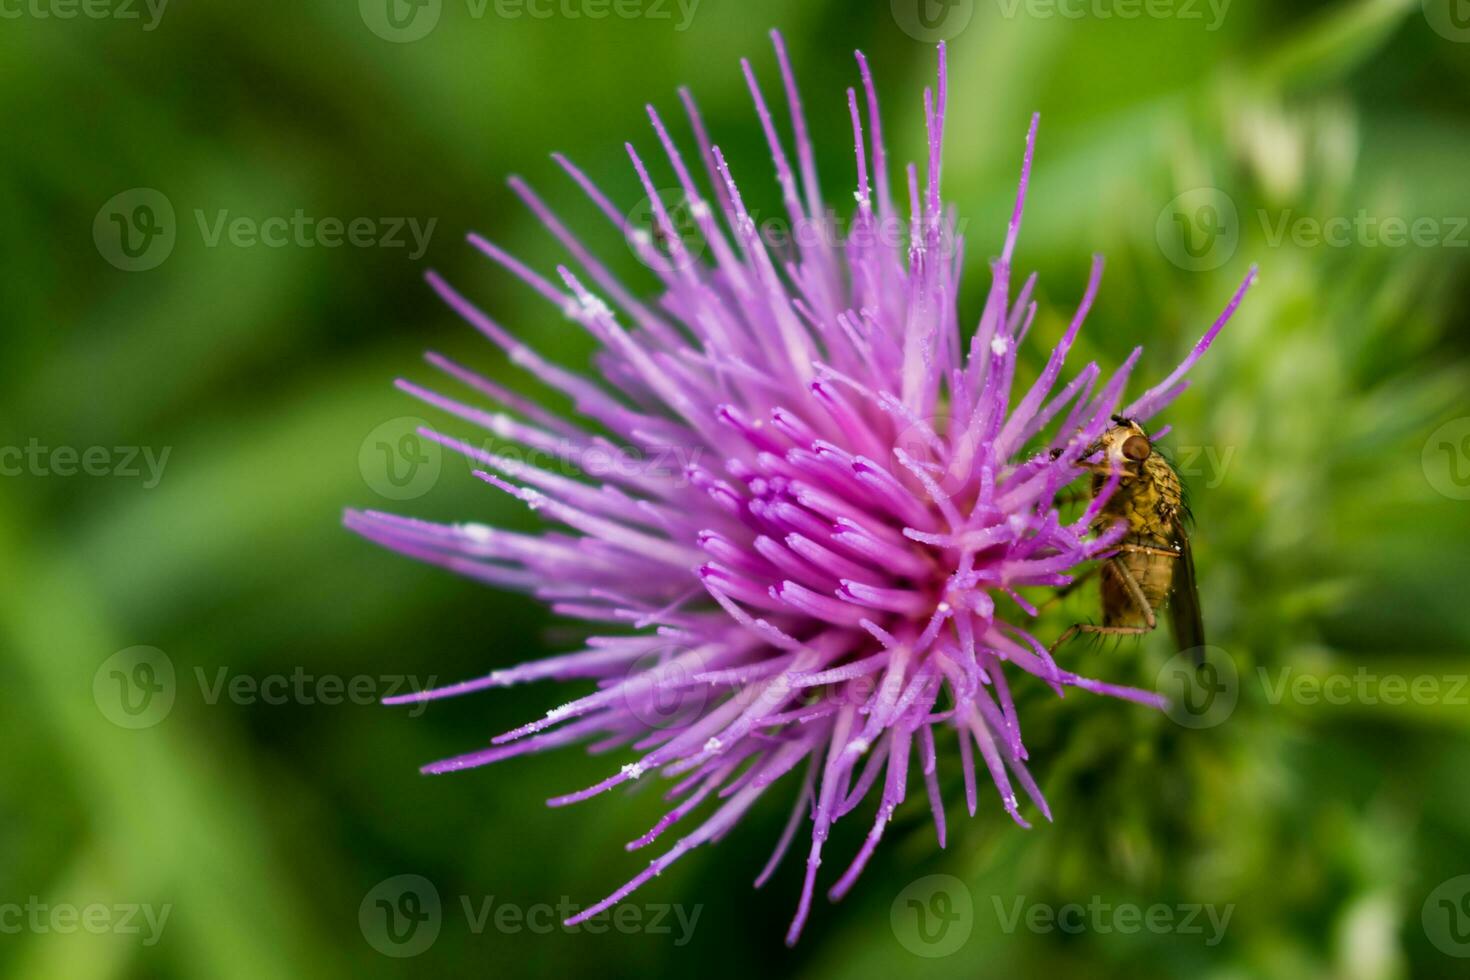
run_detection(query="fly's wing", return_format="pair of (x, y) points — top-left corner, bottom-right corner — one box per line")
(1168, 516), (1206, 663)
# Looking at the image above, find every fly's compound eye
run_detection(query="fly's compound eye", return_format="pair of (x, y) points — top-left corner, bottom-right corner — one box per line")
(1122, 434), (1152, 461)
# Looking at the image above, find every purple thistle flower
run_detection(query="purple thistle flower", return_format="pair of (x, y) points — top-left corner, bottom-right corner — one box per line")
(345, 33), (1255, 945)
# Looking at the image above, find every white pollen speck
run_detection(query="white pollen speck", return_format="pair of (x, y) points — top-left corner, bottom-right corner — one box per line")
(547, 704), (573, 720)
(579, 295), (612, 320)
(629, 228), (653, 247)
(459, 523), (494, 543)
(704, 738), (723, 752)
(689, 200), (712, 219)
(621, 763), (646, 779)
(991, 336), (1009, 356)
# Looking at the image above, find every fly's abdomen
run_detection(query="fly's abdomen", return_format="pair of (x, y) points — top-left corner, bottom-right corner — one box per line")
(1101, 536), (1176, 626)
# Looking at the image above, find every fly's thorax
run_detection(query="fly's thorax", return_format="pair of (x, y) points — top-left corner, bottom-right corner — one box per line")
(1090, 452), (1183, 539)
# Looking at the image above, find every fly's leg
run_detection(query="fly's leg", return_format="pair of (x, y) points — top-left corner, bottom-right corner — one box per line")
(1036, 563), (1101, 614)
(1047, 558), (1159, 653)
(1047, 621), (1154, 654)
(1038, 543), (1176, 615)
(1111, 558), (1159, 630)
(1115, 543), (1180, 559)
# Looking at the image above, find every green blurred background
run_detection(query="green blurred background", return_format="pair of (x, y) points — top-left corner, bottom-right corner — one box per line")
(3, 0), (1470, 976)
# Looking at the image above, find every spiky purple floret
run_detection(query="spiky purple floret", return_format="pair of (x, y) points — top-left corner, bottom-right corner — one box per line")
(345, 34), (1255, 945)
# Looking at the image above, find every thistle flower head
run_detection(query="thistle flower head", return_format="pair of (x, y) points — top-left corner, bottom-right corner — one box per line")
(345, 33), (1254, 944)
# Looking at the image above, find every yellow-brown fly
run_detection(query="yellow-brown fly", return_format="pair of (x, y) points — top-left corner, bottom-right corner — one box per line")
(1049, 415), (1204, 661)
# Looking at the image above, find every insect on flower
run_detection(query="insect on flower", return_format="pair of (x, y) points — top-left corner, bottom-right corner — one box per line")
(345, 31), (1256, 944)
(1047, 416), (1205, 662)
